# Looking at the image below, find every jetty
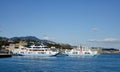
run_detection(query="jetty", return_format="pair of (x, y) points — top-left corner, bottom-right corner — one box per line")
(0, 53), (12, 58)
(0, 48), (12, 58)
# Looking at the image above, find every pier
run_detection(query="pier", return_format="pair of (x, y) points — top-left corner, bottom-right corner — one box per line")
(0, 53), (12, 58)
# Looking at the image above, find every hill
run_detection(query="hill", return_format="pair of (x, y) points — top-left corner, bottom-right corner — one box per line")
(10, 36), (55, 43)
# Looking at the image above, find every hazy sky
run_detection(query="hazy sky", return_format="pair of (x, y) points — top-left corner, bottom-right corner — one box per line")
(0, 0), (120, 48)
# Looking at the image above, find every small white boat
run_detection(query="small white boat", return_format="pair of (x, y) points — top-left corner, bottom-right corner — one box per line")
(64, 45), (98, 57)
(13, 44), (59, 57)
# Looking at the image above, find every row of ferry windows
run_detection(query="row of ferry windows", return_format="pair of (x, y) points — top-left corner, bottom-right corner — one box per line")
(21, 52), (51, 54)
(29, 50), (50, 51)
(29, 47), (48, 48)
(73, 52), (90, 54)
(28, 52), (51, 54)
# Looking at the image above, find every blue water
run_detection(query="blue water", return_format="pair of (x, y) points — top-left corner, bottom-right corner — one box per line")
(0, 54), (120, 72)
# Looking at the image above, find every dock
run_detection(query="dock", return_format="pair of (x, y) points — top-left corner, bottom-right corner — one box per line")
(0, 53), (12, 58)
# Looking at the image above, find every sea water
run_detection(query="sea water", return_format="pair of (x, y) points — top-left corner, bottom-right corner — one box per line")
(0, 54), (120, 72)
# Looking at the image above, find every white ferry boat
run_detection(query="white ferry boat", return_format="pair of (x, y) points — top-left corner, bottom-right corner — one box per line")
(13, 44), (59, 56)
(64, 45), (98, 56)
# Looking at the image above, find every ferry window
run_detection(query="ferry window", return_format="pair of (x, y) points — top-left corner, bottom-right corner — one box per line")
(33, 49), (37, 51)
(15, 47), (19, 49)
(76, 52), (78, 54)
(20, 52), (24, 54)
(28, 52), (31, 54)
(73, 52), (78, 54)
(38, 52), (41, 54)
(82, 48), (85, 51)
(73, 52), (76, 54)
(85, 52), (90, 54)
(41, 52), (44, 54)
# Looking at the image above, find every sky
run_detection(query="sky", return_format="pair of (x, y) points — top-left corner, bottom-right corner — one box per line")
(0, 0), (120, 48)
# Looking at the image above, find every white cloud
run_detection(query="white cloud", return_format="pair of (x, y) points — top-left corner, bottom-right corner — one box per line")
(103, 38), (120, 42)
(43, 36), (49, 40)
(92, 28), (98, 32)
(88, 37), (120, 42)
(43, 36), (55, 40)
(89, 42), (120, 49)
(88, 37), (120, 49)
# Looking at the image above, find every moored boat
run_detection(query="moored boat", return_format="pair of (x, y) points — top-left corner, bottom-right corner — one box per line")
(12, 44), (59, 57)
(64, 45), (98, 57)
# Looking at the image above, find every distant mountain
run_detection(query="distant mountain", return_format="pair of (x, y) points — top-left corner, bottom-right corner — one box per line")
(0, 37), (9, 41)
(11, 36), (40, 41)
(41, 39), (56, 44)
(10, 36), (55, 43)
(102, 48), (119, 51)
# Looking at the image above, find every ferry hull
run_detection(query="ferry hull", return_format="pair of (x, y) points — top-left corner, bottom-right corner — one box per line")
(18, 53), (58, 57)
(67, 54), (99, 57)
